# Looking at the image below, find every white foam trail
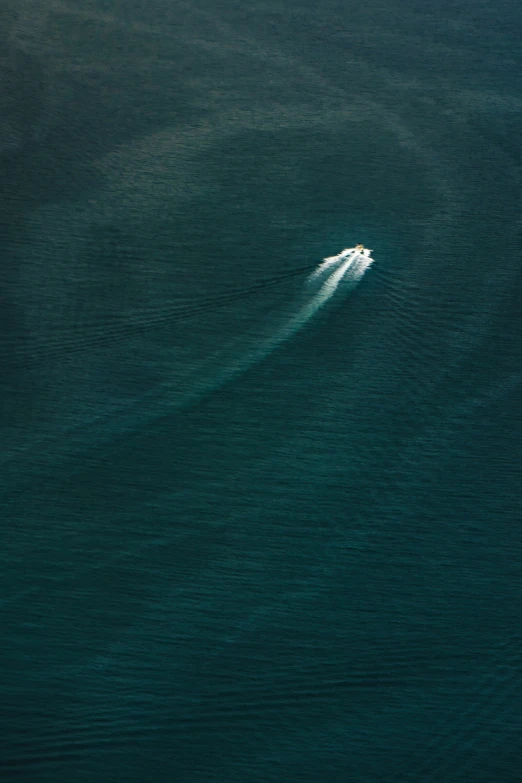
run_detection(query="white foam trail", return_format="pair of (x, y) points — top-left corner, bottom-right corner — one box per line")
(309, 255), (346, 280)
(1, 247), (375, 603)
(309, 247), (356, 281)
(217, 247), (374, 384)
(1, 248), (373, 494)
(309, 247), (373, 281)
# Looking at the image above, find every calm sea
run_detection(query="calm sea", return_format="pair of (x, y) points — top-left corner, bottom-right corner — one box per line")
(1, 0), (521, 780)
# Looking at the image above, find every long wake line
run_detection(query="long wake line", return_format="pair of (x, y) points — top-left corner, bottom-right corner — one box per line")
(253, 245), (374, 359)
(1, 246), (374, 501)
(5, 262), (320, 366)
(188, 245), (374, 412)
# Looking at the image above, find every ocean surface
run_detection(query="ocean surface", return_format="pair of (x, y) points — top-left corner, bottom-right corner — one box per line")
(1, 1), (521, 780)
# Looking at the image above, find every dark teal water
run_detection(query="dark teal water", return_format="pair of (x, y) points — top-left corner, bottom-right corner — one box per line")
(1, 1), (521, 780)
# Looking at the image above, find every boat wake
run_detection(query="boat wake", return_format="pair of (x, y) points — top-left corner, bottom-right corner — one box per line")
(309, 245), (374, 282)
(147, 245), (374, 414)
(1, 246), (374, 492)
(270, 245), (374, 350)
